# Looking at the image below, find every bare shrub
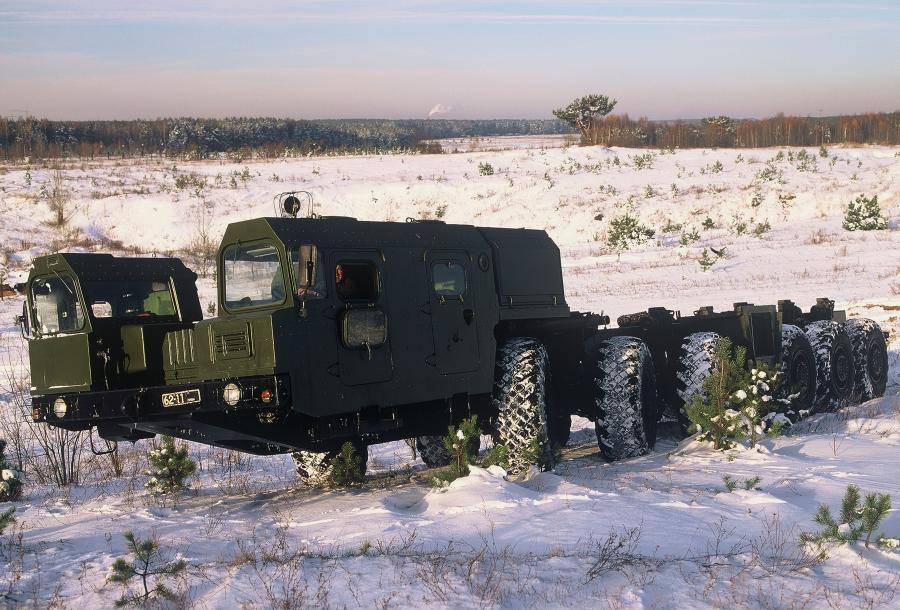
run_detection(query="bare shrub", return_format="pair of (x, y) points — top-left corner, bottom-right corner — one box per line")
(0, 346), (85, 487)
(184, 203), (218, 279)
(45, 170), (75, 228)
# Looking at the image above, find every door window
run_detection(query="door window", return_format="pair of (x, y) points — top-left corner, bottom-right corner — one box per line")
(432, 262), (467, 297)
(335, 262), (378, 301)
(31, 275), (85, 334)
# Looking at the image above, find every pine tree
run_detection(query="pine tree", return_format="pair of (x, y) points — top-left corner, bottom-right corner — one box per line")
(843, 194), (887, 231)
(0, 439), (24, 502)
(442, 415), (481, 478)
(144, 437), (197, 496)
(685, 338), (749, 449)
(0, 508), (14, 535)
(327, 442), (365, 487)
(800, 485), (894, 554)
(697, 249), (715, 272)
(553, 94), (618, 140)
(109, 531), (187, 607)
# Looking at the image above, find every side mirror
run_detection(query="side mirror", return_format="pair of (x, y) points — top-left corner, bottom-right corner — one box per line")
(341, 308), (387, 354)
(16, 301), (32, 339)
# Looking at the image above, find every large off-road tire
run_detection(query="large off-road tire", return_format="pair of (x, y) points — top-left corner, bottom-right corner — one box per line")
(779, 324), (817, 416)
(492, 337), (554, 475)
(844, 318), (888, 401)
(805, 320), (855, 412)
(415, 435), (452, 468)
(415, 433), (481, 469)
(594, 336), (658, 461)
(291, 440), (368, 488)
(674, 332), (720, 432)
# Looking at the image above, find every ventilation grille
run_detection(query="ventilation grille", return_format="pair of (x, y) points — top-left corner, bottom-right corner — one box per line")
(214, 331), (249, 357)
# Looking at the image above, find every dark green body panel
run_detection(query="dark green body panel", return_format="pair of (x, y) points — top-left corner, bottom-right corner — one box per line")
(25, 253), (202, 395)
(174, 217), (568, 419)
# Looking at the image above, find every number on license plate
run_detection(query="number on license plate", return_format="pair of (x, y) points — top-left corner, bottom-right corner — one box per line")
(161, 389), (201, 408)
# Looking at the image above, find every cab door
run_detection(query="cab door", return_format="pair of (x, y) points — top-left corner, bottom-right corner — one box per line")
(331, 250), (393, 386)
(426, 251), (479, 374)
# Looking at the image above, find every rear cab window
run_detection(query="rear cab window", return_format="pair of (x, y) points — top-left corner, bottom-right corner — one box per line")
(82, 279), (178, 320)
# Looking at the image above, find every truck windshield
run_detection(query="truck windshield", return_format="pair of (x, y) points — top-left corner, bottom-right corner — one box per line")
(31, 275), (85, 334)
(81, 280), (177, 320)
(223, 242), (286, 310)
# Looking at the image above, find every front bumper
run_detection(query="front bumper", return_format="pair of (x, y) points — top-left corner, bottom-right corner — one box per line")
(31, 373), (291, 428)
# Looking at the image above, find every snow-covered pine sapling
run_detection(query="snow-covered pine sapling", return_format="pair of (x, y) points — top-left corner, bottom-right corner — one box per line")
(0, 508), (14, 535)
(680, 228), (700, 245)
(607, 214), (655, 253)
(723, 475), (738, 492)
(752, 220), (771, 238)
(144, 436), (197, 496)
(477, 162), (494, 176)
(697, 249), (715, 272)
(327, 442), (365, 487)
(685, 338), (785, 450)
(684, 339), (745, 449)
(0, 440), (24, 502)
(109, 531), (186, 607)
(443, 415), (480, 478)
(743, 476), (762, 490)
(481, 443), (510, 470)
(800, 485), (895, 555)
(702, 217), (716, 231)
(843, 194), (887, 231)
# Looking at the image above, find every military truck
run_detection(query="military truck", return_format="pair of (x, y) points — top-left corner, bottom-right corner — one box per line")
(17, 194), (889, 483)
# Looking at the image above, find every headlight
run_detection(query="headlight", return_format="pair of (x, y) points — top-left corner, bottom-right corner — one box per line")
(223, 383), (241, 406)
(53, 398), (68, 418)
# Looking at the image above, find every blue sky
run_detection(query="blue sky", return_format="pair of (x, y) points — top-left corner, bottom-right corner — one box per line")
(1, 1), (898, 120)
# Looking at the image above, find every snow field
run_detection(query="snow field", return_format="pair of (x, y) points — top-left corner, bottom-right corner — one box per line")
(0, 139), (898, 607)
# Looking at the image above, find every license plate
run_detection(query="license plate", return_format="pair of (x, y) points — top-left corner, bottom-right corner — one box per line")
(161, 389), (201, 408)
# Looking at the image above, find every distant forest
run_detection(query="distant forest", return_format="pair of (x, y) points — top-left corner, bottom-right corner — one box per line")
(586, 112), (900, 148)
(1, 112), (898, 161)
(0, 118), (572, 161)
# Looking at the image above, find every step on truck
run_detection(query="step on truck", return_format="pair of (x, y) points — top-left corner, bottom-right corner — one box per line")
(17, 193), (890, 483)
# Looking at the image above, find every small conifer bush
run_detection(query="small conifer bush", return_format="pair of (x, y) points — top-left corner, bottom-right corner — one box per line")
(800, 485), (896, 555)
(327, 442), (365, 487)
(0, 508), (14, 535)
(145, 437), (197, 496)
(477, 162), (494, 176)
(607, 214), (655, 252)
(686, 338), (790, 450)
(109, 531), (187, 607)
(430, 416), (481, 487)
(843, 194), (887, 231)
(0, 440), (24, 502)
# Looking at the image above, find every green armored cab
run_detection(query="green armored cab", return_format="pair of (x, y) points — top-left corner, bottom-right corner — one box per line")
(19, 193), (889, 484)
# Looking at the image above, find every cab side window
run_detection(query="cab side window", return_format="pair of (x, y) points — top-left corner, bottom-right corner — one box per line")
(31, 275), (85, 334)
(335, 262), (378, 301)
(432, 262), (466, 297)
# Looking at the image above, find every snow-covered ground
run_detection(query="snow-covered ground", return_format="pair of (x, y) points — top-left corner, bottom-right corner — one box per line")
(0, 139), (898, 608)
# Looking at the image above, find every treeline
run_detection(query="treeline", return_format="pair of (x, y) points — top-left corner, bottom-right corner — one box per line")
(0, 117), (571, 161)
(586, 112), (900, 148)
